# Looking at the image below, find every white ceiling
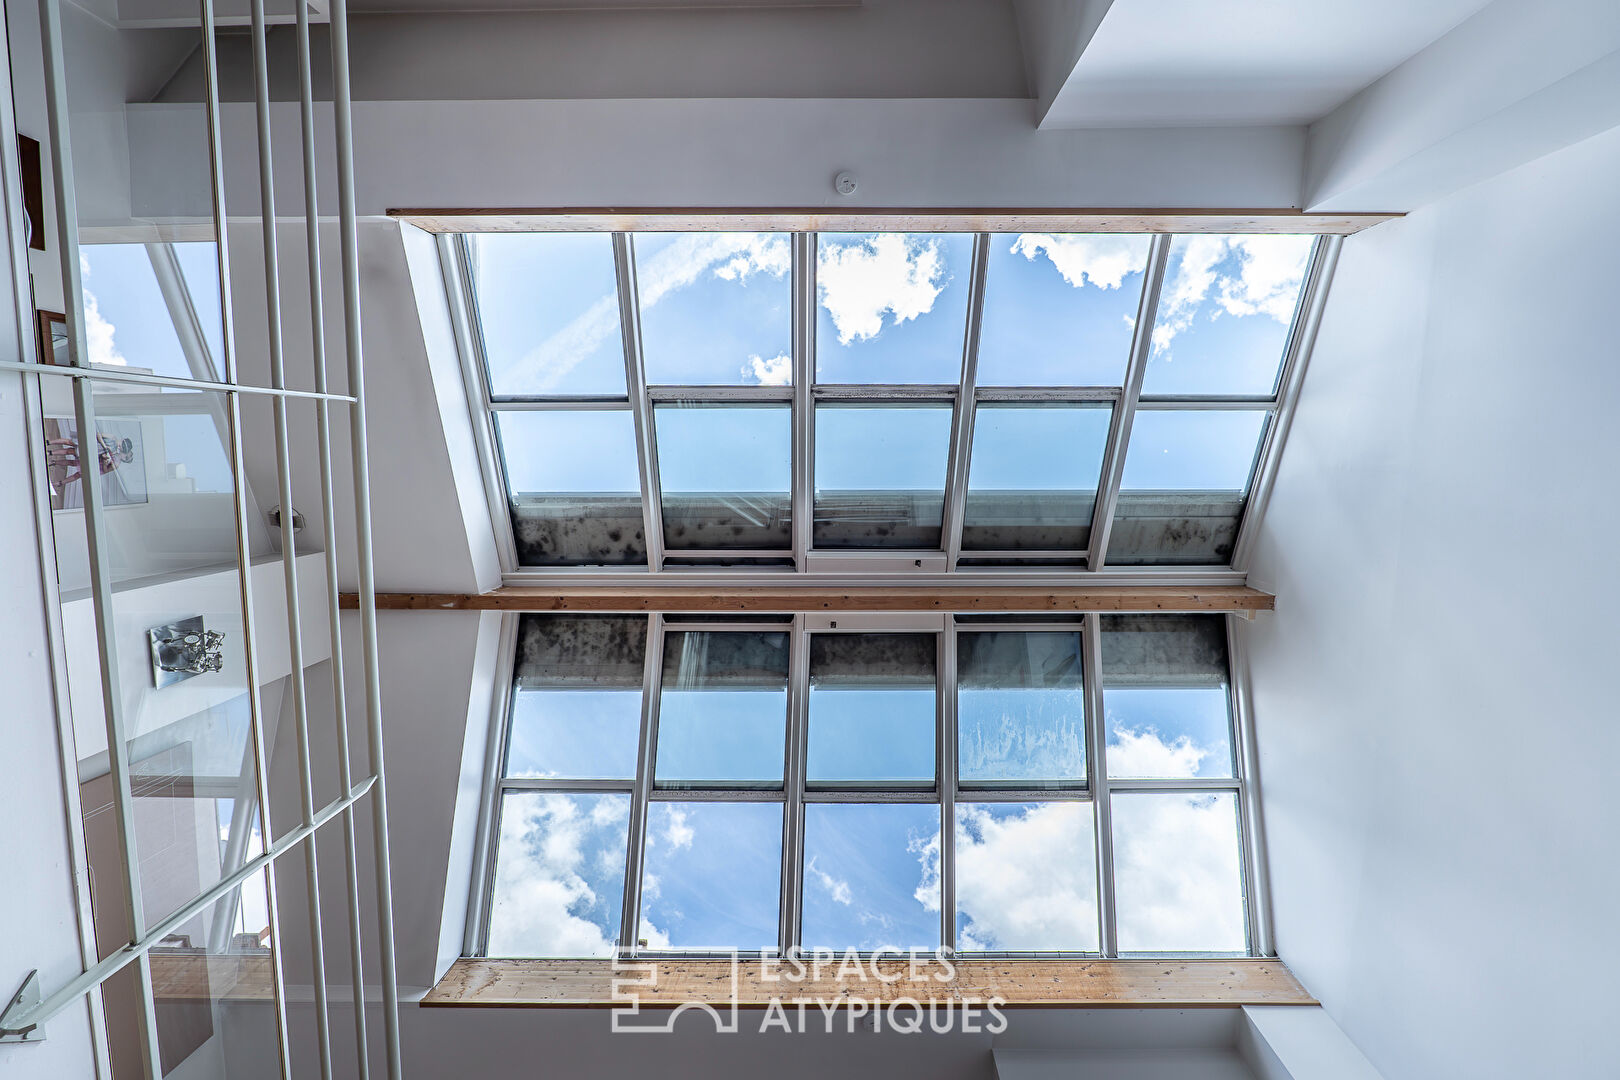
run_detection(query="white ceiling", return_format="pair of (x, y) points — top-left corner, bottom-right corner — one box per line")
(1038, 0), (1496, 128)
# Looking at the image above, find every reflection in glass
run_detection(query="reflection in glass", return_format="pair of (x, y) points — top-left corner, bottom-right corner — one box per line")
(814, 404), (953, 548)
(1108, 409), (1268, 565)
(977, 233), (1150, 387)
(955, 802), (1097, 951)
(807, 633), (936, 785)
(79, 242), (225, 383)
(635, 232), (792, 386)
(815, 233), (973, 384)
(1100, 613), (1233, 779)
(956, 631), (1085, 785)
(802, 803), (940, 950)
(655, 405), (790, 550)
(496, 410), (645, 565)
(487, 792), (630, 957)
(656, 630), (789, 785)
(469, 233), (626, 397)
(962, 404), (1111, 551)
(1144, 234), (1314, 397)
(1112, 792), (1246, 953)
(640, 802), (782, 950)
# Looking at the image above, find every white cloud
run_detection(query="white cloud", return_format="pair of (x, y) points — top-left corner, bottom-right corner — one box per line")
(955, 803), (1096, 952)
(486, 795), (628, 958)
(1106, 725), (1207, 779)
(807, 855), (854, 906)
(661, 805), (694, 851)
(1152, 235), (1311, 354)
(817, 234), (947, 345)
(1011, 233), (1149, 291)
(1112, 789), (1246, 953)
(743, 352), (792, 386)
(510, 232), (790, 392)
(908, 829), (941, 914)
(81, 289), (127, 367)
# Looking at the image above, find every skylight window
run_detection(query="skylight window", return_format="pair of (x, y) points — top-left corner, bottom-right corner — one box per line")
(474, 611), (1256, 959)
(452, 225), (1327, 571)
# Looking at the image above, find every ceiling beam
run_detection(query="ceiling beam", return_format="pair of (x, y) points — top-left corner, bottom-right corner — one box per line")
(422, 957), (1314, 1008)
(341, 584), (1275, 614)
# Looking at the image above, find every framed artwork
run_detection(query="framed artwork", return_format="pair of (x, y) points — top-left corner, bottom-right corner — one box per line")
(35, 308), (68, 365)
(42, 415), (149, 511)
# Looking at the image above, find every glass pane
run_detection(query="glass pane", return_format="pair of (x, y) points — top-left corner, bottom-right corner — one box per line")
(961, 404), (1111, 552)
(143, 867), (281, 1078)
(956, 631), (1086, 785)
(79, 242), (226, 383)
(955, 802), (1098, 952)
(635, 232), (792, 385)
(814, 404), (952, 548)
(655, 404), (790, 551)
(1101, 614), (1233, 779)
(1144, 235), (1315, 396)
(639, 802), (782, 950)
(802, 803), (940, 950)
(469, 233), (627, 397)
(815, 233), (974, 384)
(977, 233), (1151, 386)
(509, 614), (647, 777)
(1107, 409), (1268, 565)
(496, 410), (646, 565)
(808, 634), (936, 785)
(656, 630), (789, 785)
(487, 791), (630, 957)
(1112, 792), (1247, 954)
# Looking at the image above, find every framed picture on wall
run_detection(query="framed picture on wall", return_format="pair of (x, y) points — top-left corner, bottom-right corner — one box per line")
(35, 308), (68, 365)
(42, 415), (149, 511)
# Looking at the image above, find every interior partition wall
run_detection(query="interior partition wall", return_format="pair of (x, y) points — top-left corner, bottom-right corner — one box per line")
(0, 0), (402, 1075)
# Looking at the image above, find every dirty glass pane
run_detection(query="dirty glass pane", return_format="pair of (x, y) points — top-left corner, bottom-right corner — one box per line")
(635, 232), (792, 386)
(1112, 792), (1246, 954)
(961, 403), (1111, 552)
(655, 404), (790, 551)
(956, 630), (1086, 786)
(470, 232), (627, 398)
(507, 614), (647, 778)
(815, 232), (973, 384)
(1106, 409), (1268, 565)
(496, 410), (646, 565)
(814, 404), (952, 549)
(1100, 614), (1233, 779)
(955, 802), (1098, 952)
(802, 803), (941, 951)
(977, 232), (1150, 387)
(1143, 234), (1314, 397)
(807, 633), (936, 785)
(640, 802), (782, 950)
(487, 792), (630, 957)
(655, 630), (790, 786)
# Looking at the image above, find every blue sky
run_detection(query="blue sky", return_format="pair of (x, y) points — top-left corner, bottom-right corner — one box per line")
(815, 405), (952, 494)
(807, 688), (936, 784)
(802, 802), (940, 950)
(506, 689), (642, 779)
(1104, 687), (1233, 779)
(966, 403), (1112, 494)
(653, 405), (789, 494)
(640, 801), (782, 950)
(977, 233), (1149, 386)
(1118, 409), (1268, 491)
(633, 233), (791, 385)
(496, 410), (641, 495)
(655, 690), (787, 784)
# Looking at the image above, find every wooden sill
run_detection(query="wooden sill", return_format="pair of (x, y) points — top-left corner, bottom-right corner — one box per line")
(422, 957), (1316, 1009)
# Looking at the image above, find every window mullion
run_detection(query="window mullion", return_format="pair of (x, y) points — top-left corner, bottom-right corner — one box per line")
(780, 614), (810, 951)
(1087, 233), (1170, 571)
(613, 233), (664, 572)
(1226, 613), (1273, 957)
(1083, 613), (1118, 956)
(467, 614), (520, 955)
(620, 614), (665, 950)
(792, 233), (815, 571)
(942, 233), (989, 572)
(938, 618), (959, 950)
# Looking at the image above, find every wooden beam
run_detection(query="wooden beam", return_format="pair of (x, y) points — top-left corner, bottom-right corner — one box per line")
(388, 207), (1399, 236)
(422, 957), (1315, 1008)
(341, 584), (1274, 614)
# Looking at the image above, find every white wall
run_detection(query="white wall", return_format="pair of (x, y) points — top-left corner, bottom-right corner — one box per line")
(1244, 124), (1620, 1079)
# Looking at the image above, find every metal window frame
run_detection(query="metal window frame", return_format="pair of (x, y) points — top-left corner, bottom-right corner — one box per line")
(449, 227), (1329, 580)
(469, 608), (1267, 961)
(0, 0), (404, 1073)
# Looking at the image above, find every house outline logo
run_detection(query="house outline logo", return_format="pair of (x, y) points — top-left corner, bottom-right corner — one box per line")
(609, 952), (741, 1034)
